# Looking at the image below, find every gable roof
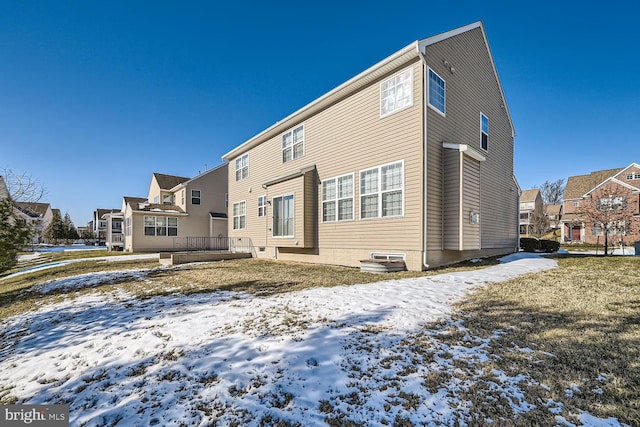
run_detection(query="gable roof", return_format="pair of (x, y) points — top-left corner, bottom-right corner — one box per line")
(545, 204), (562, 216)
(584, 176), (640, 197)
(153, 173), (190, 190)
(520, 189), (540, 203)
(563, 168), (624, 200)
(222, 21), (513, 161)
(14, 202), (51, 218)
(123, 196), (185, 214)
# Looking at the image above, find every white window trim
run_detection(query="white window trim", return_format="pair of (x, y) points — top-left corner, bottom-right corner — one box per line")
(370, 252), (406, 261)
(233, 200), (247, 230)
(272, 193), (295, 238)
(143, 215), (178, 237)
(480, 113), (489, 152)
(359, 160), (405, 220)
(235, 154), (249, 181)
(191, 189), (201, 205)
(322, 173), (355, 223)
(427, 67), (446, 116)
(282, 125), (305, 163)
(379, 67), (414, 118)
(258, 195), (267, 217)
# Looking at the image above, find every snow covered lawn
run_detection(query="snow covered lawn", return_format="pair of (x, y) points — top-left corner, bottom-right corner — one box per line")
(0, 254), (631, 426)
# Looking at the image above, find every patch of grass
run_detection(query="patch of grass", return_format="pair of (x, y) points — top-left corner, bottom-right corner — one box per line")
(0, 259), (158, 321)
(451, 255), (640, 425)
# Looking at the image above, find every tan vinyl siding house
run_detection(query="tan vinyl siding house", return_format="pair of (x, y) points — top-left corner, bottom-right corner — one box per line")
(223, 22), (518, 271)
(123, 164), (228, 252)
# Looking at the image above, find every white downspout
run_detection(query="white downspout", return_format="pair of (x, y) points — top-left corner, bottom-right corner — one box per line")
(419, 49), (429, 269)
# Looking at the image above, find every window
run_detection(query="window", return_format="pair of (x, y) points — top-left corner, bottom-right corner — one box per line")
(153, 196), (159, 204)
(322, 174), (354, 222)
(626, 173), (640, 180)
(360, 161), (404, 219)
(273, 194), (294, 237)
(591, 227), (603, 236)
(125, 217), (131, 236)
(573, 201), (580, 207)
(112, 221), (122, 231)
(191, 189), (201, 205)
(233, 201), (246, 230)
(428, 68), (446, 115)
(181, 190), (185, 205)
(480, 113), (489, 151)
(258, 195), (267, 217)
(143, 216), (178, 236)
(99, 221), (107, 228)
(380, 68), (413, 117)
(235, 154), (249, 181)
(162, 194), (174, 205)
(599, 196), (625, 210)
(282, 125), (304, 163)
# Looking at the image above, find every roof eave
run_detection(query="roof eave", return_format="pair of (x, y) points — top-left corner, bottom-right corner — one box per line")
(222, 42), (420, 161)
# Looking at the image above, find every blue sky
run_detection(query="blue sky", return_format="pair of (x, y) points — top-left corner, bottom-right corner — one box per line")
(2, 1), (639, 225)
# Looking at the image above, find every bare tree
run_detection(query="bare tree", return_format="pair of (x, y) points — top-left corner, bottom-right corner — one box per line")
(2, 168), (47, 202)
(579, 184), (639, 255)
(537, 179), (565, 205)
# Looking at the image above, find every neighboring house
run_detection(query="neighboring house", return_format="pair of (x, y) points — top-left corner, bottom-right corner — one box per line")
(102, 210), (124, 251)
(93, 209), (119, 246)
(222, 22), (518, 271)
(519, 189), (543, 236)
(13, 202), (54, 243)
(122, 165), (228, 252)
(545, 204), (562, 230)
(561, 163), (640, 244)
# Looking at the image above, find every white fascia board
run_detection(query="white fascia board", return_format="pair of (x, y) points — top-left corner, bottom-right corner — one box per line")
(222, 43), (420, 161)
(582, 176), (639, 197)
(419, 21), (516, 139)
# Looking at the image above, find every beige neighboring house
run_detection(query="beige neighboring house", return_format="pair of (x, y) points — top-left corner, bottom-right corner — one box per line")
(102, 210), (124, 251)
(545, 204), (562, 230)
(519, 189), (543, 236)
(222, 22), (519, 271)
(561, 163), (640, 244)
(122, 164), (228, 252)
(93, 209), (119, 246)
(14, 202), (54, 243)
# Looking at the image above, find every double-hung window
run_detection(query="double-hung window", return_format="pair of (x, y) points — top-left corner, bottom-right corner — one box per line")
(322, 174), (354, 222)
(235, 154), (249, 181)
(273, 194), (294, 237)
(480, 113), (489, 151)
(282, 125), (304, 163)
(191, 189), (201, 205)
(428, 68), (446, 115)
(233, 201), (246, 230)
(257, 195), (267, 217)
(360, 161), (404, 219)
(380, 67), (413, 117)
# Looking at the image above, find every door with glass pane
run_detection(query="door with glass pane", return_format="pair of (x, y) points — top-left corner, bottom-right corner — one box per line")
(273, 194), (294, 237)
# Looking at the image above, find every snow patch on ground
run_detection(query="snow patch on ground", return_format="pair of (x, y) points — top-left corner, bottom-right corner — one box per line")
(0, 253), (629, 426)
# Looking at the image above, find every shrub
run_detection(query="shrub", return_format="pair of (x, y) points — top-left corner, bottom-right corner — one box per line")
(539, 239), (560, 253)
(520, 237), (541, 253)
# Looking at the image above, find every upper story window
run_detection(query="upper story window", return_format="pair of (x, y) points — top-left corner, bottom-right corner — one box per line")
(599, 196), (625, 210)
(572, 201), (580, 207)
(480, 113), (489, 151)
(360, 161), (404, 219)
(153, 196), (159, 204)
(282, 125), (304, 163)
(428, 68), (446, 115)
(233, 201), (246, 230)
(322, 174), (354, 222)
(258, 195), (267, 217)
(191, 189), (201, 205)
(162, 194), (174, 205)
(235, 154), (249, 181)
(380, 67), (413, 117)
(626, 173), (640, 180)
(181, 190), (185, 205)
